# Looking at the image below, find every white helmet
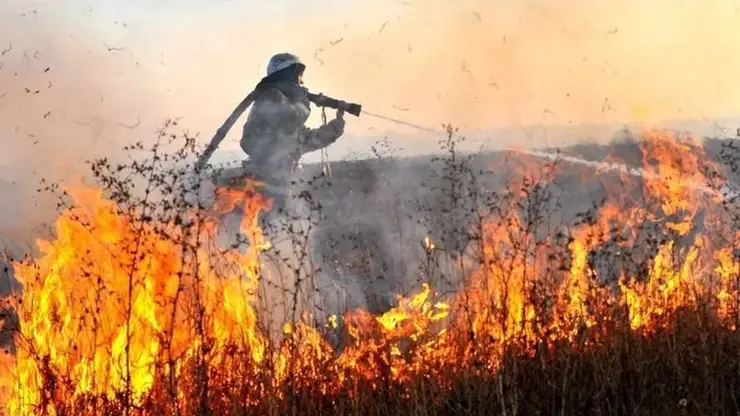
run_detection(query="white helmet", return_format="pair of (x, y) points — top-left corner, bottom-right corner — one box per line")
(266, 53), (305, 77)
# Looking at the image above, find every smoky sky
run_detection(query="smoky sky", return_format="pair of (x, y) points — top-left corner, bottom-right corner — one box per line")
(2, 0), (740, 240)
(3, 0), (740, 158)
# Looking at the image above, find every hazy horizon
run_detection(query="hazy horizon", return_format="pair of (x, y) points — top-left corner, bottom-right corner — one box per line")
(3, 1), (740, 162)
(2, 0), (740, 210)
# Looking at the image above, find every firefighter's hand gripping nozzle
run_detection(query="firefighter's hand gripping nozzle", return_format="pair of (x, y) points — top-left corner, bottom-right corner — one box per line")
(307, 92), (362, 117)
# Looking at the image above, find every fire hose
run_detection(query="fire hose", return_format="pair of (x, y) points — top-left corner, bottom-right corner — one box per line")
(196, 89), (363, 171)
(195, 83), (439, 171)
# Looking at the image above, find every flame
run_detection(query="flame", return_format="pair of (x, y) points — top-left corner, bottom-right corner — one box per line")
(0, 129), (738, 414)
(422, 236), (436, 252)
(4, 182), (272, 415)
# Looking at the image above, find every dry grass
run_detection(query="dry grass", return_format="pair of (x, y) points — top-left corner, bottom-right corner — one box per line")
(0, 122), (738, 416)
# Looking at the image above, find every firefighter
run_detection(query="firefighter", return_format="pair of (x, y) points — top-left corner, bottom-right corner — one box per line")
(238, 53), (346, 217)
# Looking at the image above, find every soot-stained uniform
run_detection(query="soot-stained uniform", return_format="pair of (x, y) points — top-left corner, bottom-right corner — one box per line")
(240, 80), (344, 208)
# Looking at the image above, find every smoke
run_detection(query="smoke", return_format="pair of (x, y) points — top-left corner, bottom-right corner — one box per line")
(2, 0), (740, 248)
(160, 0), (740, 150)
(0, 2), (179, 246)
(305, 0), (740, 134)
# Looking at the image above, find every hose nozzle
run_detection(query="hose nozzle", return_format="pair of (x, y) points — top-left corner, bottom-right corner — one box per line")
(308, 92), (362, 117)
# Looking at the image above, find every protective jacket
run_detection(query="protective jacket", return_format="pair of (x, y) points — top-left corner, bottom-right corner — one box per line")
(240, 80), (344, 189)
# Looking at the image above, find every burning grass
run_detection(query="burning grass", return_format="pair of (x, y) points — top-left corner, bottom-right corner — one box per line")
(0, 125), (739, 415)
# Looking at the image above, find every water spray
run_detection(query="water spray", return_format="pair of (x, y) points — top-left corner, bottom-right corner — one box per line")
(362, 111), (445, 134)
(356, 110), (738, 202)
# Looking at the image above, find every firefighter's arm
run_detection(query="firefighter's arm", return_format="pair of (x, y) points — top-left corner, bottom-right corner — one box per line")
(298, 109), (345, 153)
